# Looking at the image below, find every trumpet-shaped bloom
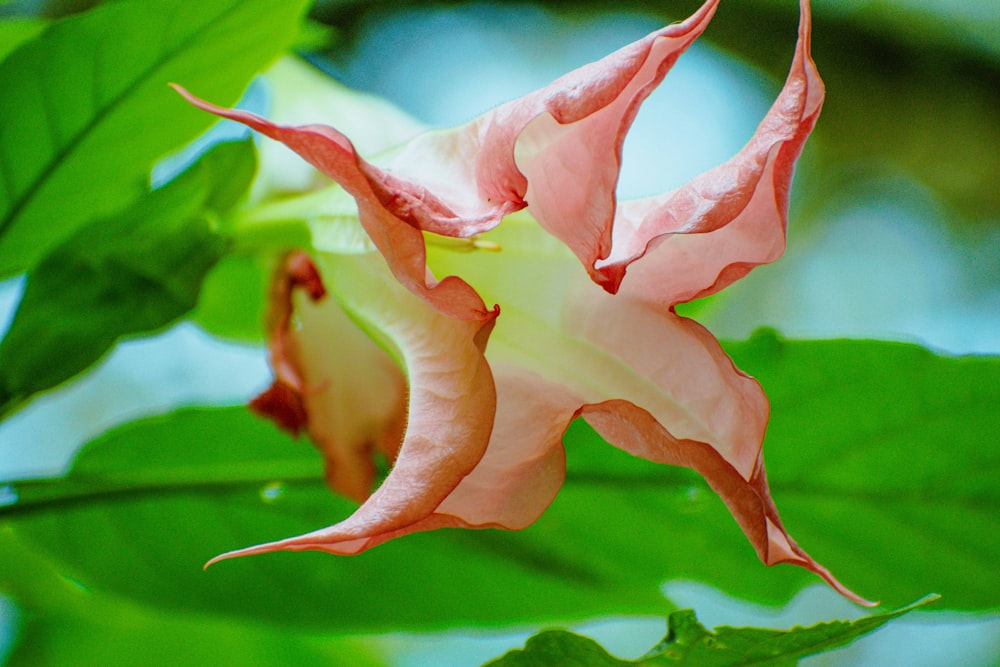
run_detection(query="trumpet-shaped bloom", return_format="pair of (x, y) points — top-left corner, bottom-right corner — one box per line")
(174, 0), (872, 604)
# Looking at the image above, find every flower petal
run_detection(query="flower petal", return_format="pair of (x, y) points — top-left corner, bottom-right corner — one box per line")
(241, 364), (577, 560)
(175, 0), (813, 305)
(509, 0), (718, 288)
(381, 0), (719, 239)
(244, 364), (578, 556)
(428, 216), (872, 604)
(430, 217), (766, 479)
(580, 400), (875, 606)
(207, 252), (498, 563)
(250, 252), (407, 502)
(251, 56), (426, 201)
(430, 364), (577, 530)
(172, 0), (719, 297)
(608, 0), (824, 305)
(170, 84), (492, 324)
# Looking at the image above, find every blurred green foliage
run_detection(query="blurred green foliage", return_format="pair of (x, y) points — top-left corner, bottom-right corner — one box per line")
(0, 17), (45, 60)
(0, 140), (255, 418)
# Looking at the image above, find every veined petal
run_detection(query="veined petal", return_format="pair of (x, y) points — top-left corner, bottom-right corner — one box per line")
(208, 251), (498, 563)
(427, 214), (873, 606)
(488, 276), (769, 495)
(430, 365), (577, 530)
(384, 0), (718, 244)
(510, 0), (718, 288)
(580, 402), (873, 606)
(251, 57), (426, 201)
(608, 0), (824, 305)
(172, 0), (719, 298)
(429, 216), (765, 477)
(175, 0), (813, 305)
(245, 365), (580, 555)
(170, 84), (492, 324)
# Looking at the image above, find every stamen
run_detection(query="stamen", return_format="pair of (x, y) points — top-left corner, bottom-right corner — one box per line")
(424, 232), (502, 253)
(472, 238), (502, 252)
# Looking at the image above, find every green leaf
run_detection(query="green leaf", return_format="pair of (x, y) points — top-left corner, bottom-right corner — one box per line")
(0, 17), (46, 63)
(198, 139), (258, 215)
(191, 211), (313, 344)
(0, 0), (309, 278)
(0, 407), (673, 631)
(0, 339), (995, 635)
(0, 140), (256, 417)
(725, 331), (999, 610)
(484, 596), (939, 666)
(191, 252), (272, 342)
(0, 532), (387, 667)
(8, 614), (384, 667)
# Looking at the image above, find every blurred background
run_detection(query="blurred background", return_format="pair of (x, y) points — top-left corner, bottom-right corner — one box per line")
(1, 0), (998, 664)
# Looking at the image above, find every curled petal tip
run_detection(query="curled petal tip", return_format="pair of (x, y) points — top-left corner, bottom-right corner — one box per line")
(827, 577), (878, 608)
(779, 551), (877, 607)
(168, 81), (189, 97)
(204, 541), (286, 569)
(203, 553), (229, 570)
(818, 571), (879, 608)
(844, 593), (880, 608)
(204, 549), (247, 569)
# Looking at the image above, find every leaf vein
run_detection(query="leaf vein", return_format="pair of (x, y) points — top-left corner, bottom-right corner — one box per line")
(0, 0), (244, 237)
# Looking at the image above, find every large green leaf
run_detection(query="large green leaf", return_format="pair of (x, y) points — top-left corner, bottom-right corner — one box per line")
(0, 337), (996, 634)
(1, 534), (386, 667)
(190, 252), (272, 342)
(485, 596), (939, 666)
(0, 141), (255, 418)
(0, 18), (46, 63)
(727, 332), (999, 610)
(0, 407), (674, 632)
(191, 214), (313, 344)
(8, 614), (382, 667)
(0, 0), (309, 277)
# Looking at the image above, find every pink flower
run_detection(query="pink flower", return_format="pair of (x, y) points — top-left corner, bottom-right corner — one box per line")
(174, 0), (873, 605)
